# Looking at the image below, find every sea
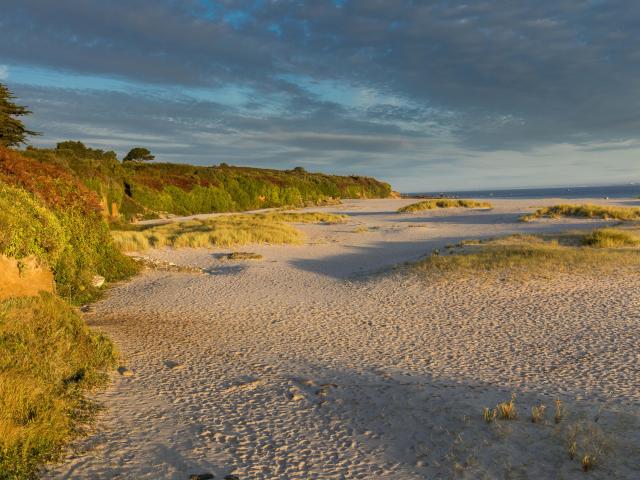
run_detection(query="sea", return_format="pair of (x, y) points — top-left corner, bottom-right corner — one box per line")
(410, 184), (640, 200)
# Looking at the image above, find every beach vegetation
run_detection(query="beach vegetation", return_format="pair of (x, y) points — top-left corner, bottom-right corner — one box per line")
(521, 204), (640, 222)
(496, 393), (518, 420)
(111, 212), (346, 252)
(20, 144), (391, 221)
(530, 404), (547, 423)
(398, 199), (492, 213)
(414, 229), (640, 280)
(0, 293), (117, 478)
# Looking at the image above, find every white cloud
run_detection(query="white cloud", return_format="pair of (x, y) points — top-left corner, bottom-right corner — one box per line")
(0, 65), (8, 80)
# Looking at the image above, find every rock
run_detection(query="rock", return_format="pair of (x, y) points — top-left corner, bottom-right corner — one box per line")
(164, 360), (184, 370)
(91, 275), (105, 288)
(189, 474), (214, 480)
(224, 476), (239, 480)
(291, 393), (305, 402)
(117, 366), (134, 377)
(80, 304), (93, 313)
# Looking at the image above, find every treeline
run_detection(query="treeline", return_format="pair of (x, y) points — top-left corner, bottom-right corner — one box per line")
(23, 141), (392, 221)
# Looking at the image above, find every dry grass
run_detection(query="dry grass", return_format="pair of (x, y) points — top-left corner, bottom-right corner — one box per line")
(398, 199), (492, 213)
(521, 204), (640, 222)
(414, 229), (640, 280)
(530, 404), (547, 424)
(555, 398), (565, 424)
(582, 228), (640, 248)
(0, 293), (116, 477)
(566, 421), (609, 472)
(483, 407), (497, 423)
(496, 393), (518, 420)
(112, 212), (346, 252)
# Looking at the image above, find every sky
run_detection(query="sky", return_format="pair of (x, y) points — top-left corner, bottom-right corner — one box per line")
(1, 0), (639, 192)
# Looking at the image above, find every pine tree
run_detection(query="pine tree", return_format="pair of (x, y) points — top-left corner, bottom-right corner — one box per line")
(0, 83), (38, 147)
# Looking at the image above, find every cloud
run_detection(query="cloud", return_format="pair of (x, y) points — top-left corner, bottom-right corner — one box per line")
(0, 65), (8, 80)
(2, 1), (640, 190)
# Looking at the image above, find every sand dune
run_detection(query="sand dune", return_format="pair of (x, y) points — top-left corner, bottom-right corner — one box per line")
(48, 198), (640, 479)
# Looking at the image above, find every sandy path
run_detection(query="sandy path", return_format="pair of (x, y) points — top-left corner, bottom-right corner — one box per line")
(48, 198), (640, 479)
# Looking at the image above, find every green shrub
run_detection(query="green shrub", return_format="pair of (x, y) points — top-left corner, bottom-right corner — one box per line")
(0, 148), (139, 303)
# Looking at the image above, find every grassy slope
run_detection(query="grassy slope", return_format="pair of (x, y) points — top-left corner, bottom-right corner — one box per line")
(398, 199), (492, 213)
(0, 147), (135, 478)
(22, 143), (392, 221)
(0, 147), (139, 303)
(0, 294), (116, 479)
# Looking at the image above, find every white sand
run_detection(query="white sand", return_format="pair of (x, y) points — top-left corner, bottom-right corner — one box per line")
(48, 198), (640, 479)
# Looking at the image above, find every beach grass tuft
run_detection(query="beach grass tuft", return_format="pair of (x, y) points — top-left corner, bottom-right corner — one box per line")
(414, 228), (640, 279)
(112, 212), (346, 252)
(521, 204), (640, 222)
(398, 199), (492, 213)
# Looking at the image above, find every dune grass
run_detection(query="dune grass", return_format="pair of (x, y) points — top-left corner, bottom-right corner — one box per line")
(582, 228), (640, 248)
(398, 199), (492, 213)
(112, 212), (346, 252)
(0, 293), (117, 478)
(415, 229), (640, 279)
(521, 204), (640, 222)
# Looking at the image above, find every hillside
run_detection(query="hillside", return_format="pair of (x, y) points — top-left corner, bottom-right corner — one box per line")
(23, 142), (393, 221)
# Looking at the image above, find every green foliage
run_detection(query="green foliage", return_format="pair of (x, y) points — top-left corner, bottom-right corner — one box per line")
(0, 183), (66, 266)
(398, 199), (493, 213)
(123, 147), (154, 163)
(21, 145), (392, 221)
(0, 293), (117, 478)
(0, 83), (38, 147)
(0, 147), (139, 303)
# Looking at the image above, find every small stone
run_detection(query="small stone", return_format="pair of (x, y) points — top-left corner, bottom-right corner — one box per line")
(90, 275), (105, 288)
(224, 435), (238, 443)
(117, 366), (134, 377)
(224, 475), (239, 480)
(291, 393), (305, 401)
(164, 360), (184, 370)
(189, 474), (214, 480)
(416, 460), (427, 467)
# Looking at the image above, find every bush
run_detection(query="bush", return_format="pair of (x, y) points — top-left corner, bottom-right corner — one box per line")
(0, 147), (139, 303)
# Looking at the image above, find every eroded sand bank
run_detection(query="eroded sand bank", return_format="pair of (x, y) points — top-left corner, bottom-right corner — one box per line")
(48, 198), (640, 479)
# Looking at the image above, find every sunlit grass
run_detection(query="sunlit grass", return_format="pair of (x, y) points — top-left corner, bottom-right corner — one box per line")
(112, 212), (347, 252)
(398, 199), (492, 213)
(0, 293), (116, 477)
(582, 228), (640, 248)
(414, 229), (640, 279)
(521, 204), (640, 222)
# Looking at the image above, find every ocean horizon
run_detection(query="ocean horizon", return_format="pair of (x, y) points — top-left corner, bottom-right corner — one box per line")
(409, 183), (640, 199)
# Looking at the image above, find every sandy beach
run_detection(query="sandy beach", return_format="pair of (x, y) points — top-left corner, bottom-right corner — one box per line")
(48, 198), (640, 479)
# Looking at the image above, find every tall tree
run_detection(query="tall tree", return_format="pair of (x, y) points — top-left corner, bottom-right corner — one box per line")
(0, 83), (38, 147)
(123, 147), (155, 162)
